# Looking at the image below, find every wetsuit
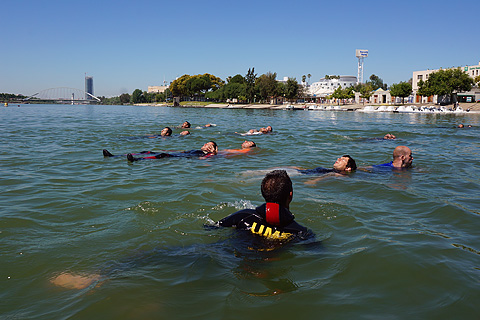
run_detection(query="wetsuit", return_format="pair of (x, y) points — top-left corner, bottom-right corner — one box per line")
(129, 150), (215, 161)
(142, 150), (206, 159)
(103, 149), (159, 157)
(298, 167), (335, 175)
(218, 203), (313, 241)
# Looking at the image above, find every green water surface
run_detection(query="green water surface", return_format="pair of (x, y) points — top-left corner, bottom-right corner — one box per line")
(1, 104), (479, 319)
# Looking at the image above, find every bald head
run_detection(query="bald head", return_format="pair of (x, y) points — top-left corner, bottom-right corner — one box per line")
(392, 146), (413, 168)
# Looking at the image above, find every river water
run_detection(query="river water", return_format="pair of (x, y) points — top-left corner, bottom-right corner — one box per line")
(1, 104), (479, 319)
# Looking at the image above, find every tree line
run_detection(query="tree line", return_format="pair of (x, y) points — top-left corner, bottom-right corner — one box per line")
(0, 93), (27, 102)
(5, 67), (477, 105)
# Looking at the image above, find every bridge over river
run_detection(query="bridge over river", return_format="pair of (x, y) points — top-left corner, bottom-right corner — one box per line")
(25, 87), (101, 104)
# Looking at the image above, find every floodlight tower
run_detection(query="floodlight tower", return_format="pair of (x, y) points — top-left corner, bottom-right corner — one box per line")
(356, 49), (368, 84)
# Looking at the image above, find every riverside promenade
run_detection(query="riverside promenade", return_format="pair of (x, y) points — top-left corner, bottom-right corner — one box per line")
(141, 102), (480, 112)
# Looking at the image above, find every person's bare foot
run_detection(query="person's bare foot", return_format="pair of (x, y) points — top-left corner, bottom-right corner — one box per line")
(51, 272), (100, 289)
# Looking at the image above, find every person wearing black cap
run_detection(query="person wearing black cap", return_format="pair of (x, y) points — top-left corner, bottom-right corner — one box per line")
(215, 170), (313, 241)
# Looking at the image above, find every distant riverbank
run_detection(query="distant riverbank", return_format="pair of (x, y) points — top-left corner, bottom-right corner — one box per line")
(135, 101), (480, 112)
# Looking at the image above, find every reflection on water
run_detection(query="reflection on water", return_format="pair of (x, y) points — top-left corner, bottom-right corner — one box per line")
(1, 104), (480, 319)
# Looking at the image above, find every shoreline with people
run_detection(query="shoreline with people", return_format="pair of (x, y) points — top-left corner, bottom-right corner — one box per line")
(135, 101), (480, 112)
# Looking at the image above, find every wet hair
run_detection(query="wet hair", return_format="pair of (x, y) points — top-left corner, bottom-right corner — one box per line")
(182, 121), (191, 128)
(242, 141), (256, 148)
(163, 127), (172, 135)
(343, 155), (357, 171)
(209, 141), (217, 149)
(261, 170), (293, 206)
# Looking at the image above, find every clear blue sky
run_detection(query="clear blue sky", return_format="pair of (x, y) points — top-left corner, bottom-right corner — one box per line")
(2, 0), (479, 97)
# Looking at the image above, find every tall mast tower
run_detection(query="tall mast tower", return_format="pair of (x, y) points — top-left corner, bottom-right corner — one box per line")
(355, 49), (368, 84)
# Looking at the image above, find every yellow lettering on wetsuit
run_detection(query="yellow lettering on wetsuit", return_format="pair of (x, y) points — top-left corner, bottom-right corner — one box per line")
(250, 222), (293, 240)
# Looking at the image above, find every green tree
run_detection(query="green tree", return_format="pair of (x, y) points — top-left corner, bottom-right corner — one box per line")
(256, 72), (278, 102)
(307, 73), (311, 85)
(205, 80), (245, 102)
(119, 93), (131, 104)
(186, 75), (210, 98)
(99, 96), (121, 105)
(229, 74), (245, 84)
(359, 84), (373, 105)
(206, 74), (224, 91)
(302, 75), (306, 84)
(332, 86), (351, 104)
(131, 89), (145, 104)
(389, 82), (412, 104)
(0, 93), (27, 102)
(245, 68), (257, 103)
(170, 75), (191, 97)
(417, 68), (474, 102)
(285, 78), (299, 102)
(344, 86), (355, 102)
(367, 74), (387, 90)
(225, 82), (246, 101)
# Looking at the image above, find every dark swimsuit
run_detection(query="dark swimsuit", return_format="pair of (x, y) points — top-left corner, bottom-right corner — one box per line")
(137, 150), (214, 160)
(298, 167), (335, 175)
(218, 203), (313, 241)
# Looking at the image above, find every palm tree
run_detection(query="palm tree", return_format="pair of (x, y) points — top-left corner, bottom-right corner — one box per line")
(307, 74), (311, 86)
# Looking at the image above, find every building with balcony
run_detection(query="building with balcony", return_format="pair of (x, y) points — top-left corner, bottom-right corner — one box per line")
(412, 61), (480, 103)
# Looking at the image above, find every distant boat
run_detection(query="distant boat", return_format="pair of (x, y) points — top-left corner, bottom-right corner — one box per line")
(308, 105), (325, 110)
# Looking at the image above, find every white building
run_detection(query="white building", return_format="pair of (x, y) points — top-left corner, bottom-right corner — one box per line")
(148, 86), (169, 93)
(412, 61), (480, 103)
(308, 76), (357, 98)
(354, 87), (392, 104)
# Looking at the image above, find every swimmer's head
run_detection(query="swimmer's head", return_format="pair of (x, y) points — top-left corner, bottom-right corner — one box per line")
(333, 155), (357, 172)
(201, 141), (218, 154)
(458, 124), (464, 128)
(261, 170), (293, 208)
(180, 130), (190, 136)
(266, 126), (272, 132)
(383, 133), (396, 139)
(241, 140), (256, 149)
(181, 121), (191, 128)
(160, 127), (172, 136)
(393, 146), (413, 168)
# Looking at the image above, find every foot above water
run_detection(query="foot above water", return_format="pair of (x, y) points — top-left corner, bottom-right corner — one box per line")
(103, 149), (114, 157)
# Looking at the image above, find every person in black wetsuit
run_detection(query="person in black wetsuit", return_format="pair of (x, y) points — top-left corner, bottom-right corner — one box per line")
(127, 141), (218, 161)
(50, 170), (313, 291)
(215, 170), (313, 241)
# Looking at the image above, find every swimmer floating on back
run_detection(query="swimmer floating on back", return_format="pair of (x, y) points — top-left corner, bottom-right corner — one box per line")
(127, 141), (218, 161)
(236, 125), (272, 136)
